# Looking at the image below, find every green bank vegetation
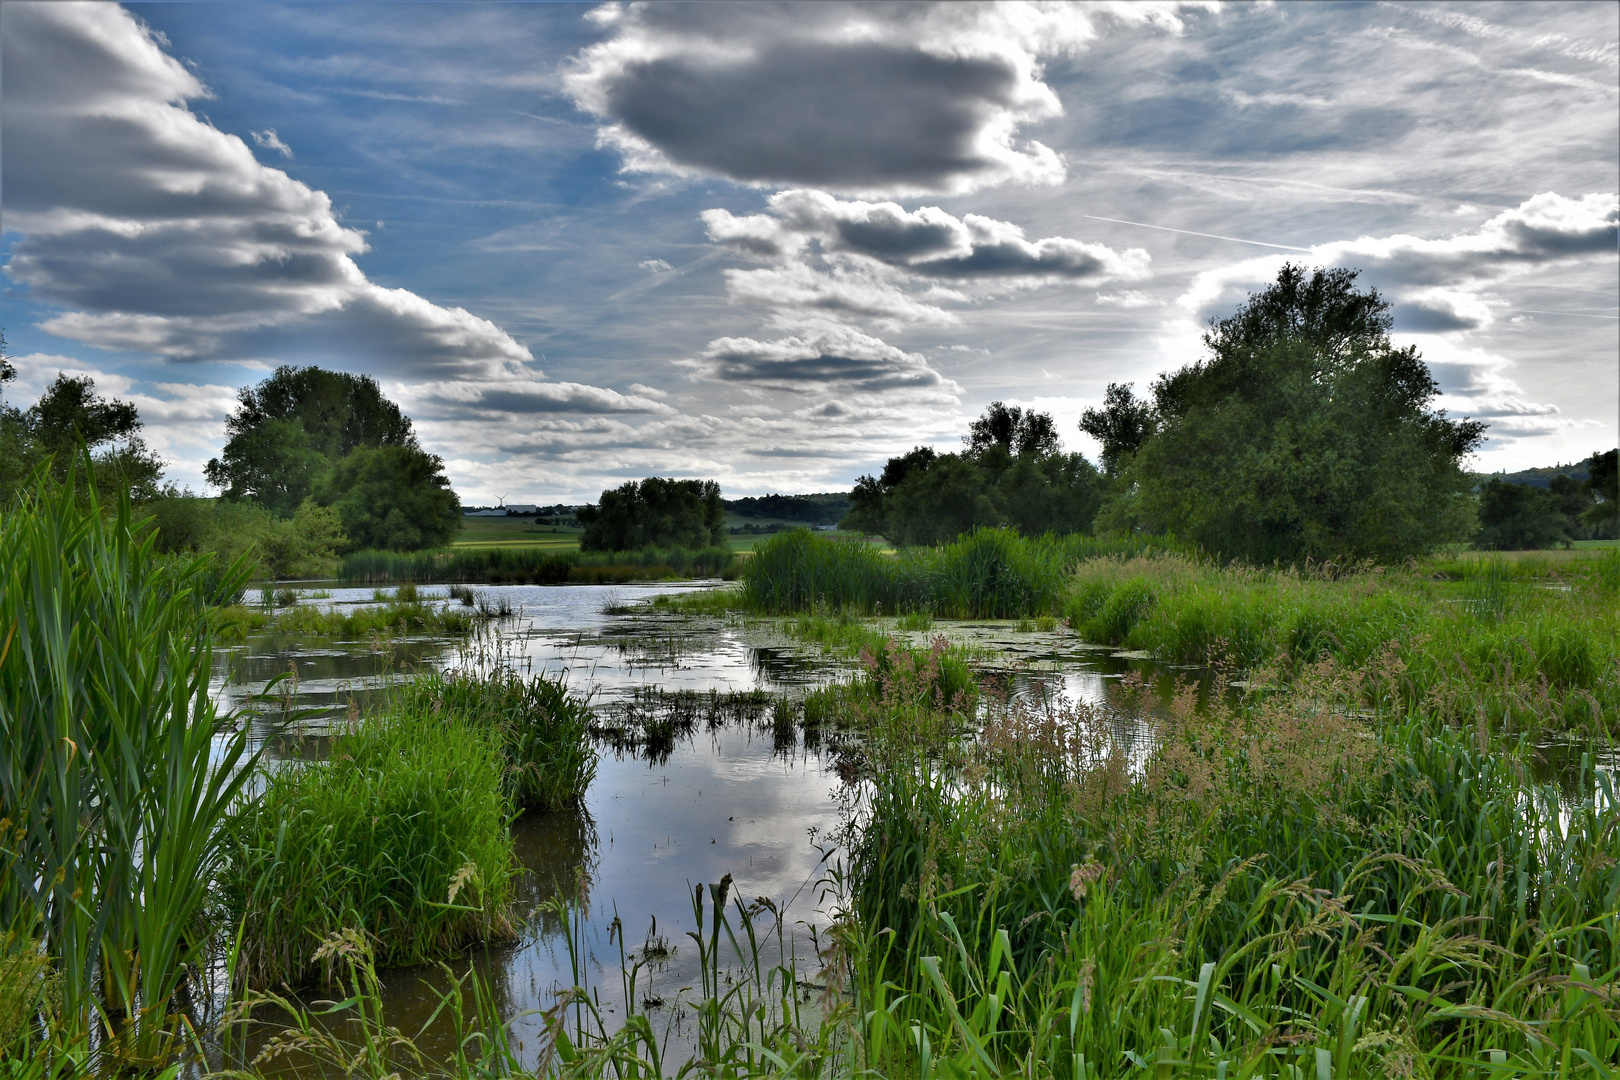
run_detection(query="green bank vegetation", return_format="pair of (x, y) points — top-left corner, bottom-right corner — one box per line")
(736, 527), (1620, 736)
(0, 466), (601, 1068)
(0, 472), (260, 1068)
(217, 622), (1618, 1080)
(338, 543), (737, 584)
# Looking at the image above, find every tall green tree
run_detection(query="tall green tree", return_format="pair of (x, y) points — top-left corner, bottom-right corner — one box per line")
(1123, 264), (1484, 564)
(316, 445), (461, 552)
(843, 405), (1102, 545)
(1582, 448), (1618, 539)
(206, 365), (416, 515)
(1476, 478), (1568, 550)
(0, 371), (164, 504)
(578, 477), (726, 552)
(1079, 382), (1155, 478)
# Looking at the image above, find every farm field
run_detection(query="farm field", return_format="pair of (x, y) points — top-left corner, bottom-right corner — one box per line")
(452, 515), (584, 550)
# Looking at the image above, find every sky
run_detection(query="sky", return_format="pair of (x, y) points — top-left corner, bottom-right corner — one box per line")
(2, 0), (1616, 504)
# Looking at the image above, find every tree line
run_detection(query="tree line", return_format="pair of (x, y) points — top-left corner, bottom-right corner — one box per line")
(842, 265), (1617, 562)
(1, 350), (463, 579)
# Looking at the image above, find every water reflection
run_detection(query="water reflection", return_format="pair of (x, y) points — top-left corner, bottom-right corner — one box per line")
(214, 585), (1213, 1066)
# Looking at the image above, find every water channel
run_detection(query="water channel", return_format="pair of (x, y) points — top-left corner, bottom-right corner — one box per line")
(209, 581), (1175, 1067)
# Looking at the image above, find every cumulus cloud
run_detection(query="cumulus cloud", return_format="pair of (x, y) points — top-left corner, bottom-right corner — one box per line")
(684, 325), (959, 400)
(704, 189), (1151, 283)
(566, 1), (1209, 197)
(1180, 192), (1618, 333)
(1, 3), (572, 386)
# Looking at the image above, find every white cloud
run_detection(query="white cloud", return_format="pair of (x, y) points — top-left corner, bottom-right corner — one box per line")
(250, 127), (293, 157)
(704, 189), (1151, 284)
(1095, 290), (1161, 308)
(1180, 192), (1618, 333)
(1, 3), (548, 382)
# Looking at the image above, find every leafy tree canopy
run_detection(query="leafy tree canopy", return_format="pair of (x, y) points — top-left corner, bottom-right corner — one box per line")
(965, 401), (1061, 459)
(1476, 479), (1569, 550)
(578, 478), (726, 552)
(1079, 382), (1155, 478)
(1, 369), (164, 504)
(1584, 448), (1618, 538)
(1121, 264), (1485, 564)
(206, 365), (416, 515)
(316, 444), (461, 553)
(843, 404), (1102, 546)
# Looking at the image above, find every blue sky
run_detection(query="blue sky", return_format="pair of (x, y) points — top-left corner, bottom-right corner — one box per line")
(3, 1), (1616, 503)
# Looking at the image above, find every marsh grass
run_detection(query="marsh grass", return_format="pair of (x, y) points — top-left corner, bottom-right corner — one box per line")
(743, 528), (1186, 618)
(1064, 551), (1620, 734)
(843, 655), (1620, 1079)
(222, 704), (517, 992)
(338, 546), (737, 585)
(0, 468), (261, 1066)
(393, 670), (597, 811)
(211, 595), (486, 641)
(591, 688), (777, 763)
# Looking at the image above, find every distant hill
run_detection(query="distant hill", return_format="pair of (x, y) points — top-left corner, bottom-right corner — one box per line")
(1485, 462), (1592, 489)
(723, 492), (851, 526)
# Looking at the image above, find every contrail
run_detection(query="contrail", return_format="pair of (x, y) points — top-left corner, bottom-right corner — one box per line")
(1509, 308), (1620, 320)
(1079, 214), (1312, 252)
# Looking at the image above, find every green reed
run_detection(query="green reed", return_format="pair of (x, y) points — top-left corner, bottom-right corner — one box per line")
(221, 703), (516, 992)
(743, 527), (1182, 618)
(1064, 551), (1620, 734)
(392, 670), (598, 811)
(0, 466), (260, 1067)
(338, 545), (737, 585)
(842, 656), (1620, 1078)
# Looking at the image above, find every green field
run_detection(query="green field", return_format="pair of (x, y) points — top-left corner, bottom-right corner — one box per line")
(452, 515), (583, 550)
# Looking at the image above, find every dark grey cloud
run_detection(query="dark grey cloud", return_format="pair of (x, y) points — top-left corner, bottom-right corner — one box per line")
(566, 2), (1203, 197)
(707, 190), (1150, 283)
(689, 326), (958, 398)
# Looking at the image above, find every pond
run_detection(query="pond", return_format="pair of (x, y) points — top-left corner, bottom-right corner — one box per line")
(209, 582), (1176, 1067)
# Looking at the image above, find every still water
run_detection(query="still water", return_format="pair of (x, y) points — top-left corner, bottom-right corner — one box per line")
(209, 583), (1170, 1066)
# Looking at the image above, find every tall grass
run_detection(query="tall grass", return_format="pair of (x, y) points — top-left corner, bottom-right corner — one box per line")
(222, 702), (517, 992)
(1063, 550), (1620, 732)
(842, 657), (1620, 1078)
(0, 468), (260, 1066)
(338, 545), (736, 585)
(392, 671), (597, 811)
(743, 527), (1184, 617)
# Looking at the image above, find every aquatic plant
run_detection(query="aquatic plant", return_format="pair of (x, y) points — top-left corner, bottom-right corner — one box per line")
(0, 467), (260, 1065)
(744, 527), (1167, 618)
(394, 670), (597, 811)
(844, 659), (1620, 1079)
(337, 545), (737, 585)
(221, 704), (516, 991)
(1063, 550), (1620, 732)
